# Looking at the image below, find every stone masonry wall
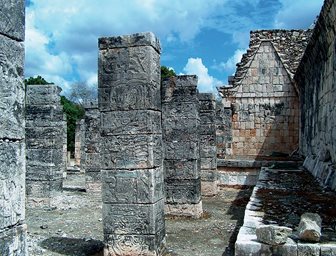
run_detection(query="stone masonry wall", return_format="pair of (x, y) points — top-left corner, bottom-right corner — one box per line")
(83, 100), (101, 193)
(0, 0), (27, 254)
(295, 0), (336, 190)
(98, 32), (165, 256)
(26, 84), (66, 207)
(221, 40), (301, 158)
(198, 93), (218, 196)
(162, 75), (203, 218)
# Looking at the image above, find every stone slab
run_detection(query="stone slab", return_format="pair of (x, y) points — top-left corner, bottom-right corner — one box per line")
(164, 159), (200, 180)
(165, 178), (201, 204)
(98, 46), (160, 111)
(99, 32), (161, 53)
(164, 141), (199, 160)
(103, 199), (165, 235)
(101, 168), (164, 204)
(101, 134), (162, 169)
(0, 141), (25, 230)
(161, 75), (198, 103)
(0, 0), (25, 41)
(297, 242), (320, 256)
(26, 149), (64, 166)
(0, 34), (25, 139)
(26, 165), (63, 180)
(104, 229), (165, 256)
(26, 84), (62, 106)
(101, 110), (161, 136)
(25, 105), (64, 124)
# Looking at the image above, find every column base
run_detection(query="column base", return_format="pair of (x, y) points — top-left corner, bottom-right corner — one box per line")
(104, 232), (166, 256)
(201, 180), (218, 196)
(0, 224), (27, 255)
(165, 201), (203, 218)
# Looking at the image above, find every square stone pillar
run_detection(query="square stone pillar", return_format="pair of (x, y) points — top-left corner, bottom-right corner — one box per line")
(198, 93), (218, 196)
(26, 84), (66, 207)
(162, 75), (203, 218)
(98, 32), (165, 256)
(83, 100), (101, 193)
(0, 0), (27, 254)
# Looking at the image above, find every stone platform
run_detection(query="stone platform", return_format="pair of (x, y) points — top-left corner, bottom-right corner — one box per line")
(235, 167), (336, 256)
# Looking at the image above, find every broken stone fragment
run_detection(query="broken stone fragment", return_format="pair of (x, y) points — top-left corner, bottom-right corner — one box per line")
(298, 212), (322, 242)
(256, 224), (292, 245)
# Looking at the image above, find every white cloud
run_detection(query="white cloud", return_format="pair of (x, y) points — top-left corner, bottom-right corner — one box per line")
(183, 58), (223, 93)
(25, 0), (225, 93)
(274, 0), (323, 28)
(213, 49), (245, 75)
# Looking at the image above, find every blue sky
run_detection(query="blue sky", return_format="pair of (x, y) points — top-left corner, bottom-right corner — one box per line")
(25, 0), (324, 95)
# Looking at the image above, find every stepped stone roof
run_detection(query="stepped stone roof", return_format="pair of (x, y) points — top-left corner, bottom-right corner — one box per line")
(218, 29), (313, 95)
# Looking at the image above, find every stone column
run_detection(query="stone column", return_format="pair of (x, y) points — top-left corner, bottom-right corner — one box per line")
(98, 32), (165, 256)
(0, 0), (27, 254)
(83, 100), (101, 193)
(216, 101), (232, 158)
(26, 84), (66, 207)
(199, 93), (218, 196)
(162, 75), (203, 218)
(74, 119), (84, 167)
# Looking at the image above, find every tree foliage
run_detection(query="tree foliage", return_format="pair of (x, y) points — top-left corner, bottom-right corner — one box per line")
(61, 96), (84, 156)
(24, 75), (51, 85)
(161, 66), (176, 80)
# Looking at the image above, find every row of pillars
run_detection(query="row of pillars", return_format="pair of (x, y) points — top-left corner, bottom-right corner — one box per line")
(97, 32), (218, 255)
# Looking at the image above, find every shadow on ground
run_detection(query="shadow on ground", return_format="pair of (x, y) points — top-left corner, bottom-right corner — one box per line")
(40, 237), (104, 256)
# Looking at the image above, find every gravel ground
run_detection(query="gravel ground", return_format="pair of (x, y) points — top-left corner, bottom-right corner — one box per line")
(26, 173), (252, 256)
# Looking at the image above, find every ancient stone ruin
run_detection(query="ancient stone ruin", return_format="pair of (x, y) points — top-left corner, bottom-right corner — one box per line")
(198, 93), (218, 196)
(162, 75), (203, 218)
(25, 84), (67, 207)
(0, 0), (27, 254)
(1, 0), (336, 255)
(98, 32), (165, 255)
(82, 100), (101, 193)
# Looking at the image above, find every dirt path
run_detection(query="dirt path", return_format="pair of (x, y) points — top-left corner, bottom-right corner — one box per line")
(26, 174), (252, 256)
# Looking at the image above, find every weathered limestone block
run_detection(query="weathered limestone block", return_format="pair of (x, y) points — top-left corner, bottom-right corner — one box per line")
(0, 0), (25, 41)
(0, 34), (25, 140)
(0, 141), (25, 230)
(99, 37), (161, 112)
(162, 75), (203, 217)
(101, 134), (162, 169)
(165, 179), (201, 204)
(103, 200), (165, 235)
(164, 141), (199, 160)
(99, 32), (165, 255)
(256, 225), (292, 245)
(101, 168), (164, 204)
(164, 159), (200, 180)
(298, 213), (322, 242)
(104, 230), (165, 256)
(101, 110), (161, 136)
(297, 242), (320, 256)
